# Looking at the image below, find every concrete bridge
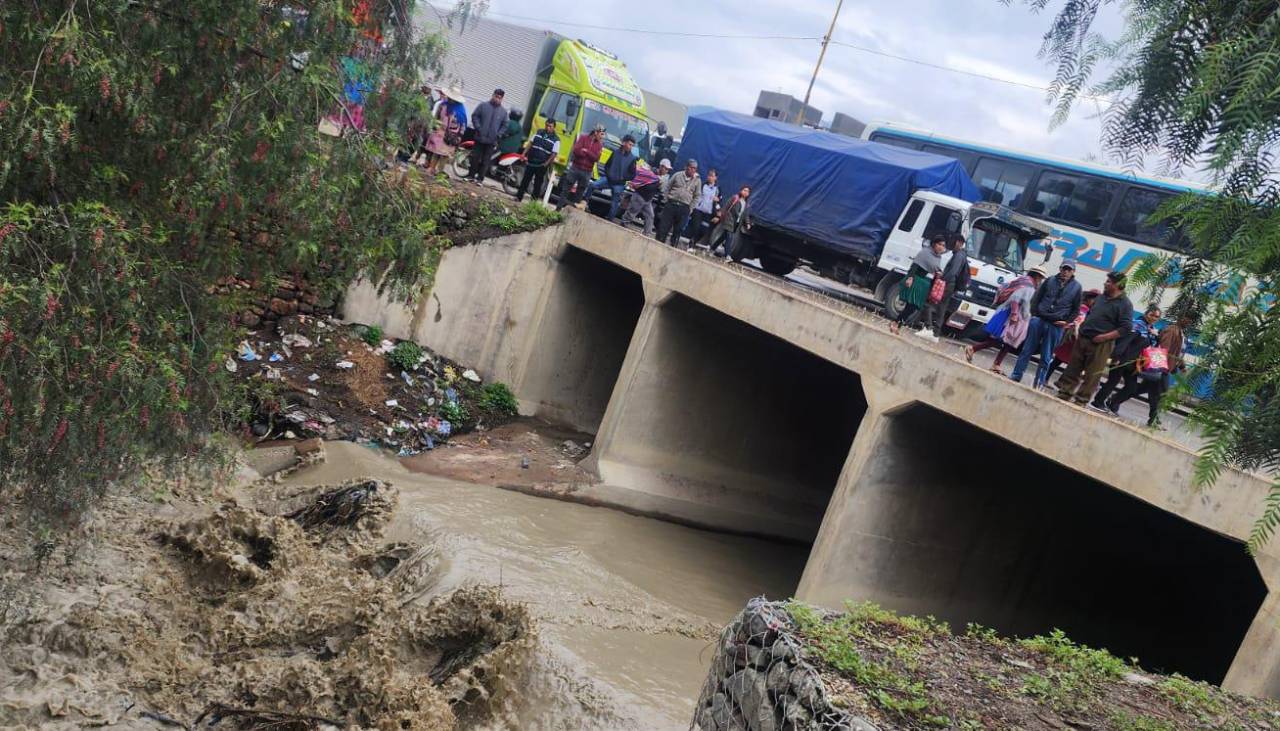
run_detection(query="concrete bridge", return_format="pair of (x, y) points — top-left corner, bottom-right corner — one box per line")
(345, 213), (1280, 697)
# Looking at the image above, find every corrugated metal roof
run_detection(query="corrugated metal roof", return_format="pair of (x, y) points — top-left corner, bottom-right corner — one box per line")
(417, 4), (555, 115)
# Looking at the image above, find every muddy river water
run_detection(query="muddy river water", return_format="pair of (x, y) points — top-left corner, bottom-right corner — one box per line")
(283, 441), (810, 729)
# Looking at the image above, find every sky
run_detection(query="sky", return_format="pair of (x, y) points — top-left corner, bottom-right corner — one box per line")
(465, 0), (1128, 165)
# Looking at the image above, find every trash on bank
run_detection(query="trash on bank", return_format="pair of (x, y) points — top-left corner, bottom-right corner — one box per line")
(238, 341), (259, 361)
(463, 368), (482, 383)
(335, 360), (355, 369)
(282, 333), (313, 349)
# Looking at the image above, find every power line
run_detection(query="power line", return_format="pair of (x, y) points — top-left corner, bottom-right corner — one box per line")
(481, 10), (821, 41)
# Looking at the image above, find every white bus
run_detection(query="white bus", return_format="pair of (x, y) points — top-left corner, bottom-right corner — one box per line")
(861, 121), (1210, 331)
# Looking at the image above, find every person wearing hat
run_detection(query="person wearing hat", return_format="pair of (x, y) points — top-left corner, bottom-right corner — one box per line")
(1056, 270), (1134, 405)
(656, 158), (703, 247)
(1010, 258), (1084, 388)
(466, 88), (507, 183)
(515, 116), (561, 202)
(963, 265), (1046, 373)
(423, 85), (467, 175)
(556, 125), (605, 211)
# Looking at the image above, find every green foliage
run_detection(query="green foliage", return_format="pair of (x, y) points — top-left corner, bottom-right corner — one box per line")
(1158, 674), (1226, 723)
(0, 1), (457, 518)
(1107, 712), (1178, 731)
(361, 324), (385, 348)
(387, 340), (424, 372)
(479, 382), (518, 415)
(1012, 0), (1280, 550)
(477, 200), (563, 233)
(1018, 629), (1129, 711)
(440, 398), (468, 424)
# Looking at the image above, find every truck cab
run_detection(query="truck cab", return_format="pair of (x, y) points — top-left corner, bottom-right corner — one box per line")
(877, 194), (1054, 333)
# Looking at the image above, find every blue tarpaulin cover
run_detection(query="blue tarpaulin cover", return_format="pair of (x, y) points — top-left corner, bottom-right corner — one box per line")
(676, 109), (980, 260)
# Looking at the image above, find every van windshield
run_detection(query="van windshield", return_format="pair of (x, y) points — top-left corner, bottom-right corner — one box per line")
(968, 220), (1025, 272)
(582, 99), (650, 158)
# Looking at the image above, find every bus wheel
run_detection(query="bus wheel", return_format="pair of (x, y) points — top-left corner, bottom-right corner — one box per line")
(759, 251), (798, 276)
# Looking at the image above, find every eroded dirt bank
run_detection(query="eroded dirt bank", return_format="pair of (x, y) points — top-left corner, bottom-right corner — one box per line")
(1, 442), (809, 729)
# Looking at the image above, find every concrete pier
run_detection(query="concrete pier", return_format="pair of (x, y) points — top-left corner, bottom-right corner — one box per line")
(345, 213), (1280, 695)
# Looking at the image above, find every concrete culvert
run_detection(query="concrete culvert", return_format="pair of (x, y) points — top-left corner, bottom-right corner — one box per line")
(801, 402), (1268, 684)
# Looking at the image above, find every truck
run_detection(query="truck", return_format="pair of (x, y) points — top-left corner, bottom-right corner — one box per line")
(676, 109), (1055, 333)
(420, 9), (651, 172)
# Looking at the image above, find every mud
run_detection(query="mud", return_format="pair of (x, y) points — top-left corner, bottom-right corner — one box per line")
(402, 418), (597, 495)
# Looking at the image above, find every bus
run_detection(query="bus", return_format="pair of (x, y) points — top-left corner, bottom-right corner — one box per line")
(861, 121), (1210, 322)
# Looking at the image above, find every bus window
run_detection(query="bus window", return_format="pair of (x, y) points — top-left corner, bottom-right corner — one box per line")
(1111, 187), (1176, 246)
(923, 204), (960, 239)
(922, 144), (977, 171)
(870, 133), (922, 150)
(1031, 170), (1117, 229)
(972, 158), (1035, 208)
(898, 200), (924, 232)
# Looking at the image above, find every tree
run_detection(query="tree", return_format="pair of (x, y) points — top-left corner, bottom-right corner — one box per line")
(0, 1), (450, 517)
(1012, 0), (1280, 549)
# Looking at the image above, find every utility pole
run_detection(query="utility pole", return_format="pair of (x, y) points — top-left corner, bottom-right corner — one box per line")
(800, 0), (845, 126)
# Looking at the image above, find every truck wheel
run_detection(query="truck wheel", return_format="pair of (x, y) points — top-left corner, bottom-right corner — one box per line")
(759, 251), (798, 276)
(880, 277), (905, 320)
(449, 149), (471, 179)
(727, 231), (752, 262)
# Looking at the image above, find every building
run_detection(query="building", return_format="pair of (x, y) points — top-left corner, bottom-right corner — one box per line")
(417, 6), (555, 113)
(829, 112), (866, 139)
(643, 89), (688, 138)
(753, 91), (822, 127)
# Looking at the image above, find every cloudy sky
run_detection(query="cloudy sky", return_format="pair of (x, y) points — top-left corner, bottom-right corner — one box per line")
(465, 0), (1127, 164)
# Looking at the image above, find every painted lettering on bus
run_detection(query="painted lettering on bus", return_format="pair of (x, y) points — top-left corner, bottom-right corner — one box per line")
(1027, 229), (1152, 274)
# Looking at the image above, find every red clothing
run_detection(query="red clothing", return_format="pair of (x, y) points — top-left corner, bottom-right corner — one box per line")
(569, 134), (602, 172)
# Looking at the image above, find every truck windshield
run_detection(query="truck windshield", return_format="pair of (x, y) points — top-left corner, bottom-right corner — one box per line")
(969, 221), (1025, 272)
(582, 99), (650, 158)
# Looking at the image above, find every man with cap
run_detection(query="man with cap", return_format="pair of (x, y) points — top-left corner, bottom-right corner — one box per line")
(556, 125), (605, 211)
(656, 158), (703, 247)
(1057, 271), (1134, 405)
(1010, 258), (1083, 388)
(467, 88), (507, 183)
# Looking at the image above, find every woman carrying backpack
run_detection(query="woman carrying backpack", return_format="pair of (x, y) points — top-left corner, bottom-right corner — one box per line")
(962, 266), (1047, 373)
(424, 87), (467, 175)
(1107, 315), (1189, 427)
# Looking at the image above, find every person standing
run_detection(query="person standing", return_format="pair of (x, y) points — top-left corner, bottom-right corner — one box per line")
(921, 233), (971, 340)
(497, 109), (524, 155)
(555, 125), (604, 211)
(656, 159), (702, 246)
(467, 89), (507, 184)
(1089, 304), (1161, 413)
(1056, 271), (1134, 405)
(1045, 289), (1099, 383)
(708, 184), (751, 256)
(622, 160), (669, 236)
(423, 87), (467, 175)
(1010, 259), (1083, 387)
(1108, 314), (1189, 427)
(889, 235), (947, 335)
(515, 117), (560, 202)
(585, 135), (639, 220)
(686, 168), (720, 247)
(964, 267), (1046, 373)
(651, 121), (675, 166)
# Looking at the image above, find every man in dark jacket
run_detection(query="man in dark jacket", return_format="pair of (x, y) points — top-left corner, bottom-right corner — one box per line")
(1057, 271), (1134, 405)
(585, 135), (638, 220)
(921, 233), (972, 339)
(515, 117), (560, 202)
(1089, 304), (1161, 414)
(555, 125), (604, 211)
(1010, 258), (1083, 387)
(467, 89), (506, 183)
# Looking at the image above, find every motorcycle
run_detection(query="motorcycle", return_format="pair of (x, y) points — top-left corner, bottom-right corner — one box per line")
(449, 141), (526, 196)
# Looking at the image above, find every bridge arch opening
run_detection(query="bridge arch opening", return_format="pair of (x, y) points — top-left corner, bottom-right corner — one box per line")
(519, 247), (645, 433)
(815, 402), (1267, 683)
(591, 293), (867, 545)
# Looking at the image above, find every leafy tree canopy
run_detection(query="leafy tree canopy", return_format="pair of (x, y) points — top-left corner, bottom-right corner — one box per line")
(1013, 0), (1280, 549)
(0, 0), (450, 517)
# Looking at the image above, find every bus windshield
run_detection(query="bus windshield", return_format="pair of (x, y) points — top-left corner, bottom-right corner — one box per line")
(582, 99), (650, 158)
(969, 220), (1025, 272)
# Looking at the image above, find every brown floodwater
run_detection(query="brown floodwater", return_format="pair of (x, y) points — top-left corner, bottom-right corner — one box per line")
(282, 441), (810, 729)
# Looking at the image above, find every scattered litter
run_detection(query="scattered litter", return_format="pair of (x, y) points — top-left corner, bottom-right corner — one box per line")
(308, 373), (320, 382)
(445, 387), (459, 404)
(400, 371), (415, 387)
(316, 413), (336, 424)
(263, 366), (283, 381)
(285, 412), (308, 424)
(444, 365), (457, 382)
(386, 373), (395, 380)
(306, 388), (319, 396)
(385, 399), (399, 408)
(462, 368), (482, 383)
(398, 447), (420, 457)
(520, 456), (530, 469)
(428, 398), (436, 407)
(238, 341), (259, 361)
(224, 357), (238, 373)
(375, 339), (395, 355)
(269, 353), (284, 362)
(284, 430), (297, 439)
(335, 360), (355, 369)
(435, 420), (452, 437)
(282, 333), (313, 349)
